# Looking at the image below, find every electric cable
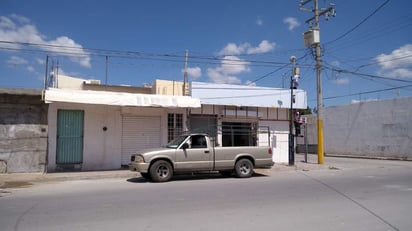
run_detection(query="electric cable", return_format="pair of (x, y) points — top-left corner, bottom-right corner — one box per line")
(324, 0), (391, 45)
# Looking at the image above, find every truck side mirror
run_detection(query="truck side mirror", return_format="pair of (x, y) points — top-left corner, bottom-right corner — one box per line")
(181, 143), (189, 149)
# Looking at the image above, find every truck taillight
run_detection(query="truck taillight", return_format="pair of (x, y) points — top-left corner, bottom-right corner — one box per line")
(268, 148), (272, 155)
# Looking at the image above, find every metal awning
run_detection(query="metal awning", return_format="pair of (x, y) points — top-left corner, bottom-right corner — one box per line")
(45, 88), (201, 108)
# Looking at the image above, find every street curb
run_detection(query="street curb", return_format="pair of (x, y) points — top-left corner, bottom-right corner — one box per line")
(0, 170), (138, 189)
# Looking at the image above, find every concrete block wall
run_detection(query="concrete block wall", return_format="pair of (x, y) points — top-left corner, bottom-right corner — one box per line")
(0, 90), (48, 173)
(297, 97), (412, 160)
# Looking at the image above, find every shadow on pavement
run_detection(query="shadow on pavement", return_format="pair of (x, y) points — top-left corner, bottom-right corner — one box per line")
(126, 172), (268, 183)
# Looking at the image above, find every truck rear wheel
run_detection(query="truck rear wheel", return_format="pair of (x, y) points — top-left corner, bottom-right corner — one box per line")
(150, 160), (173, 182)
(235, 159), (254, 178)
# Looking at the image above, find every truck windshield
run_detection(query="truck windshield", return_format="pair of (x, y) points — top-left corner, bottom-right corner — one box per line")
(166, 135), (188, 149)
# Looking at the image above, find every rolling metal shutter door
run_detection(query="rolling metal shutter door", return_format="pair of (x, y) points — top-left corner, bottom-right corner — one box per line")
(121, 116), (161, 165)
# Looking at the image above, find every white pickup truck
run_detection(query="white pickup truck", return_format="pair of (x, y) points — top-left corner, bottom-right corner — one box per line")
(129, 133), (274, 182)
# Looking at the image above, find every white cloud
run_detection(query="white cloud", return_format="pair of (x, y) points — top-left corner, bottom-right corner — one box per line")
(182, 66), (202, 80)
(207, 68), (241, 84)
(381, 68), (412, 78)
(283, 17), (301, 31)
(6, 56), (37, 74)
(245, 80), (256, 86)
(220, 56), (250, 74)
(0, 14), (91, 68)
(0, 16), (15, 29)
(209, 41), (274, 84)
(27, 65), (35, 72)
(48, 36), (91, 68)
(375, 44), (412, 78)
(248, 40), (275, 54)
(218, 43), (247, 56)
(207, 56), (250, 84)
(218, 40), (275, 56)
(35, 57), (45, 65)
(335, 77), (349, 85)
(10, 14), (30, 24)
(7, 56), (28, 65)
(256, 16), (263, 26)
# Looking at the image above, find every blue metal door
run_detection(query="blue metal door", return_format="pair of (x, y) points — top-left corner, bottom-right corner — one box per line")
(56, 110), (84, 164)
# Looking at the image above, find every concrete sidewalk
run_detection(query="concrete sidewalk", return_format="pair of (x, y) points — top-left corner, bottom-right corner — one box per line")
(0, 169), (137, 189)
(0, 154), (392, 189)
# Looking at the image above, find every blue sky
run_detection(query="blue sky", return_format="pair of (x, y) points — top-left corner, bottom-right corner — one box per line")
(1, 0), (411, 109)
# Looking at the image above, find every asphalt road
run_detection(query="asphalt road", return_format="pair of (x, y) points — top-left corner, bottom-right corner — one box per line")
(1, 156), (411, 231)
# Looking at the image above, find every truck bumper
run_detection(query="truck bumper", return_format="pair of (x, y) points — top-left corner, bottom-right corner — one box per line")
(128, 162), (150, 173)
(255, 159), (274, 168)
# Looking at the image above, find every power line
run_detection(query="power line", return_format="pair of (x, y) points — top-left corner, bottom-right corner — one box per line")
(246, 51), (312, 85)
(0, 40), (299, 68)
(323, 66), (412, 83)
(325, 0), (391, 45)
(322, 84), (412, 100)
(198, 90), (303, 100)
(326, 14), (412, 54)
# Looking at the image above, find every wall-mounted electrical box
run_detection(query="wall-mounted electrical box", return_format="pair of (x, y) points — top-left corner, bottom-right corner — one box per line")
(303, 29), (320, 47)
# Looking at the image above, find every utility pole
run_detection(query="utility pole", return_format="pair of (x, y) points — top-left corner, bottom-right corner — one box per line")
(105, 56), (109, 91)
(300, 0), (336, 164)
(183, 50), (189, 96)
(42, 55), (49, 101)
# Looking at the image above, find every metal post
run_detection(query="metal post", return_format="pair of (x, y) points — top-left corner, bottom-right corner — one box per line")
(288, 56), (296, 166)
(304, 123), (308, 163)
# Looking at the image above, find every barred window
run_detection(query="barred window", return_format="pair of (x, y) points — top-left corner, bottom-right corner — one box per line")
(168, 113), (183, 142)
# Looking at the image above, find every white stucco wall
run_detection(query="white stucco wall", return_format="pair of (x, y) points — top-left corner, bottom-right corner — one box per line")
(47, 103), (187, 171)
(47, 103), (122, 171)
(259, 121), (289, 164)
(299, 97), (412, 159)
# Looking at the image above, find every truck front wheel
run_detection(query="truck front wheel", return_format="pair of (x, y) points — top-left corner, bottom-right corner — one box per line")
(235, 159), (254, 178)
(150, 160), (173, 182)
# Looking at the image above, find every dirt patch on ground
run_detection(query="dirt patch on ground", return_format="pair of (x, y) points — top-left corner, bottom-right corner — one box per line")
(0, 181), (33, 189)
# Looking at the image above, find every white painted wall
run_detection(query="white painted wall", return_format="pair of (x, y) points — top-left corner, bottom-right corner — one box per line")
(47, 103), (122, 171)
(298, 97), (412, 160)
(48, 103), (188, 171)
(259, 121), (289, 164)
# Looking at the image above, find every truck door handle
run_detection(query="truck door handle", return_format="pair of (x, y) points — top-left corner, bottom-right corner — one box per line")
(204, 150), (210, 154)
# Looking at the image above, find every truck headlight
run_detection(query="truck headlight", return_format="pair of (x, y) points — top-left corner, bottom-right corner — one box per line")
(131, 155), (144, 163)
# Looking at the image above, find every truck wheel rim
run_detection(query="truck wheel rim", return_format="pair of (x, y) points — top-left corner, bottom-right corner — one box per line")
(157, 165), (169, 178)
(240, 163), (250, 174)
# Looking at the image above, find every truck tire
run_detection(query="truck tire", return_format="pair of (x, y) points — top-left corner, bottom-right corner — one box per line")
(150, 160), (173, 182)
(234, 159), (254, 178)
